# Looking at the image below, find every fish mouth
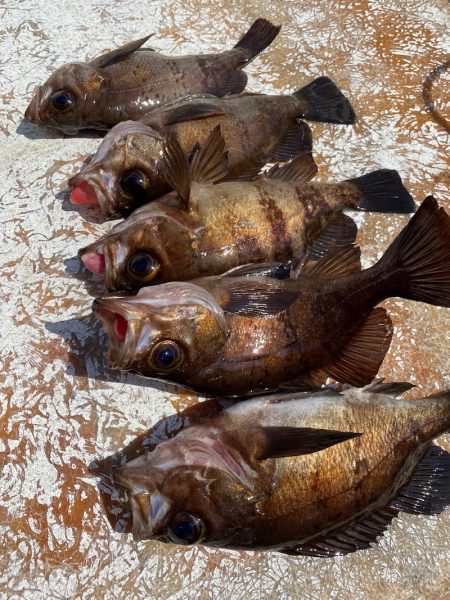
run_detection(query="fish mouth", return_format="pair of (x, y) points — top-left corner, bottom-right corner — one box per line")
(92, 297), (142, 369)
(79, 239), (130, 291)
(69, 171), (114, 216)
(24, 86), (42, 123)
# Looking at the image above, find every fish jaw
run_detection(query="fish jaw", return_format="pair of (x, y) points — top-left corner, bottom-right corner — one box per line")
(69, 169), (117, 216)
(25, 85), (43, 124)
(79, 237), (131, 291)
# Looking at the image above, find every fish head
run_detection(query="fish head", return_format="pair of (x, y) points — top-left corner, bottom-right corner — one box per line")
(68, 122), (170, 217)
(113, 429), (261, 546)
(24, 62), (108, 133)
(79, 206), (199, 290)
(92, 282), (228, 378)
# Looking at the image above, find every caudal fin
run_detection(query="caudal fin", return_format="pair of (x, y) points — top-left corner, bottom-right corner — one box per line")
(294, 76), (356, 124)
(348, 169), (416, 214)
(377, 196), (450, 307)
(234, 18), (281, 63)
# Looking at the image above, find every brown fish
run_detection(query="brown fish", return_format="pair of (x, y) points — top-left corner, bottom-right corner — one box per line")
(92, 196), (450, 396)
(110, 383), (450, 554)
(24, 19), (281, 134)
(79, 127), (414, 291)
(69, 78), (356, 217)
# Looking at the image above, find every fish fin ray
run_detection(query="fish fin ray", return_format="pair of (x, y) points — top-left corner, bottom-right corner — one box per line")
(322, 307), (393, 386)
(360, 379), (415, 396)
(293, 76), (356, 124)
(208, 69), (248, 96)
(377, 195), (450, 307)
(348, 169), (415, 213)
(257, 426), (361, 460)
(297, 245), (361, 279)
(220, 279), (299, 316)
(190, 125), (229, 184)
(281, 507), (398, 556)
(221, 260), (299, 280)
(302, 214), (358, 261)
(233, 18), (281, 64)
(90, 35), (154, 68)
(154, 101), (226, 127)
(277, 370), (328, 391)
(390, 445), (450, 515)
(162, 132), (191, 206)
(269, 120), (313, 161)
(265, 152), (318, 184)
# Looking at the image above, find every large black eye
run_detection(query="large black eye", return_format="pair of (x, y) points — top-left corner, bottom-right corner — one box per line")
(168, 512), (206, 545)
(51, 91), (74, 112)
(126, 252), (159, 284)
(149, 340), (184, 371)
(120, 170), (150, 202)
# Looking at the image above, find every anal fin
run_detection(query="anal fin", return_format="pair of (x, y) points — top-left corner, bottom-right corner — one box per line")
(296, 245), (361, 279)
(270, 120), (313, 161)
(322, 307), (393, 386)
(210, 69), (248, 96)
(265, 152), (318, 183)
(281, 507), (398, 557)
(390, 445), (450, 515)
(305, 213), (358, 261)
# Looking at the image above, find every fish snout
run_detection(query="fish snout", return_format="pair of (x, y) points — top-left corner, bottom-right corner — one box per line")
(24, 86), (42, 123)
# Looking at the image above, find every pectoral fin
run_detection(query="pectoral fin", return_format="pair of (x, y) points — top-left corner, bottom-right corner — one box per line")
(90, 35), (154, 68)
(156, 101), (226, 127)
(265, 152), (317, 183)
(257, 426), (361, 460)
(220, 279), (299, 316)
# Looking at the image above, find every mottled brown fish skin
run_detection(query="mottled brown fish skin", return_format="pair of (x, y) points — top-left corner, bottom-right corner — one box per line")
(24, 19), (280, 132)
(82, 177), (363, 291)
(70, 94), (312, 218)
(109, 389), (450, 551)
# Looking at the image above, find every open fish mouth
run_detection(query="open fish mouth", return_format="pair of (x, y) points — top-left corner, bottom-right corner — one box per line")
(69, 171), (114, 215)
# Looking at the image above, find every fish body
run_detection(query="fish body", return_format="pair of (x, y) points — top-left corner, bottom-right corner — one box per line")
(93, 197), (450, 395)
(111, 385), (450, 554)
(24, 19), (281, 133)
(80, 128), (414, 290)
(69, 78), (356, 217)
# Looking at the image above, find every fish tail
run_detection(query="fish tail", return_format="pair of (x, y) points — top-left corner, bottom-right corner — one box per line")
(293, 77), (356, 124)
(347, 169), (416, 213)
(233, 19), (281, 63)
(376, 196), (450, 307)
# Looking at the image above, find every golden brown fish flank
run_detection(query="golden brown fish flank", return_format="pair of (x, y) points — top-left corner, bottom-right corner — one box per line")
(24, 19), (281, 133)
(92, 197), (450, 396)
(69, 79), (357, 217)
(79, 127), (414, 290)
(105, 386), (450, 553)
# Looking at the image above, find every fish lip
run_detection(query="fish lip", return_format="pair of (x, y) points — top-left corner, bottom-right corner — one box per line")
(24, 86), (42, 123)
(68, 171), (112, 216)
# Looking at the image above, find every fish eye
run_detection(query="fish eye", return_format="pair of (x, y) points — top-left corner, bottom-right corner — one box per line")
(149, 340), (184, 372)
(126, 252), (160, 284)
(120, 170), (150, 202)
(51, 90), (74, 112)
(167, 512), (206, 545)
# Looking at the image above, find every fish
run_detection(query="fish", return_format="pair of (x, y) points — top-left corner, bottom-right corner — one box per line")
(79, 126), (415, 291)
(107, 382), (450, 554)
(24, 19), (281, 134)
(68, 78), (356, 217)
(92, 196), (450, 396)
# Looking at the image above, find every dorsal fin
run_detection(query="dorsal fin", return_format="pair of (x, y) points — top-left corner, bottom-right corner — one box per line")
(90, 35), (154, 68)
(321, 307), (393, 386)
(162, 131), (191, 207)
(361, 379), (415, 396)
(190, 125), (229, 184)
(265, 152), (318, 184)
(295, 245), (361, 279)
(257, 426), (361, 460)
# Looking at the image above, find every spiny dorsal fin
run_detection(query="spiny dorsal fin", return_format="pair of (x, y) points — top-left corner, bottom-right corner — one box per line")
(257, 426), (361, 460)
(190, 124), (229, 184)
(265, 152), (318, 184)
(281, 507), (398, 557)
(390, 445), (450, 515)
(296, 245), (361, 279)
(304, 213), (358, 261)
(322, 307), (393, 386)
(162, 131), (191, 207)
(361, 379), (415, 396)
(90, 35), (154, 68)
